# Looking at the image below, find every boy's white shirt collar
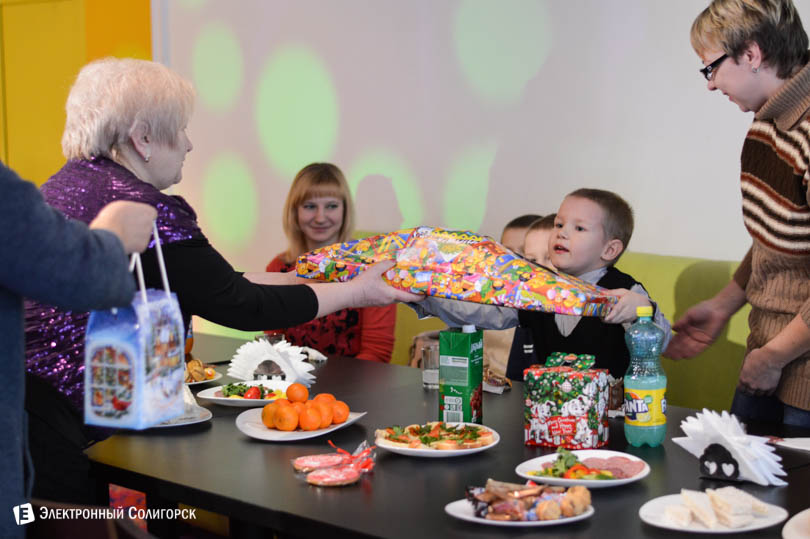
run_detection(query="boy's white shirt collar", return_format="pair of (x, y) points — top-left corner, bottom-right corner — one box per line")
(555, 266), (608, 336)
(574, 267), (608, 285)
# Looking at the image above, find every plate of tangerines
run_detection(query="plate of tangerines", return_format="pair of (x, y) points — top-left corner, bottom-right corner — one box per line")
(235, 383), (366, 441)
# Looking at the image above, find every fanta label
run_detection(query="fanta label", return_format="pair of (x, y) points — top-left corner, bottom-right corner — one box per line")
(624, 388), (666, 426)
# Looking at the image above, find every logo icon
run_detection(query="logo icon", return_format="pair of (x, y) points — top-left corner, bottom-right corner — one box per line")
(13, 503), (35, 525)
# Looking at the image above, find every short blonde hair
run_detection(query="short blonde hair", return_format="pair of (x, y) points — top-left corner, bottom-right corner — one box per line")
(281, 163), (355, 263)
(690, 0), (808, 79)
(62, 57), (195, 160)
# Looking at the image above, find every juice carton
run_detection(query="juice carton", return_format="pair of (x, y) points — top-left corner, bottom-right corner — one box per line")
(438, 325), (483, 424)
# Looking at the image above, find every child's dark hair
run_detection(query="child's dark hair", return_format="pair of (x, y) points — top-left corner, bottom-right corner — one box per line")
(504, 213), (543, 230)
(567, 188), (634, 261)
(527, 213), (556, 232)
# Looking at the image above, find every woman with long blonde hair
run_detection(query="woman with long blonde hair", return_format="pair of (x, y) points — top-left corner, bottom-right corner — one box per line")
(267, 163), (396, 362)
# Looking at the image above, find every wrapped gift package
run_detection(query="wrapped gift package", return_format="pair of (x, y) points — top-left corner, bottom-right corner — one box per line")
(296, 226), (616, 316)
(524, 353), (609, 448)
(84, 230), (185, 429)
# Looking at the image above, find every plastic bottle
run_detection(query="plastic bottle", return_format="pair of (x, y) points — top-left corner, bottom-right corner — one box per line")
(623, 305), (667, 447)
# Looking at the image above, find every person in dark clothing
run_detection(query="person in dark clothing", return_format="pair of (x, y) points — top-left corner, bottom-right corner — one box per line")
(0, 161), (155, 538)
(24, 57), (420, 504)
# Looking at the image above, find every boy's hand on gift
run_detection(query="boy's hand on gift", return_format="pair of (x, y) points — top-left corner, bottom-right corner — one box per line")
(738, 348), (782, 396)
(602, 288), (650, 324)
(664, 300), (728, 359)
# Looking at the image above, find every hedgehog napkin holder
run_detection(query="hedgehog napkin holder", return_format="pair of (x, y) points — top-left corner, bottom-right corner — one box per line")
(672, 409), (786, 486)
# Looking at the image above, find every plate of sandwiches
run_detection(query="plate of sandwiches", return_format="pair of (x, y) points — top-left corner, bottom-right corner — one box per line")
(638, 487), (788, 534)
(374, 421), (499, 457)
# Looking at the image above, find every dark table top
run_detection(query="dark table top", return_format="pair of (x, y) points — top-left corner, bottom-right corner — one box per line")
(86, 334), (810, 538)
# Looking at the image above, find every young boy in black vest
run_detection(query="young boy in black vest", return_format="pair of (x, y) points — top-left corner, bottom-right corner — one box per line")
(505, 188), (671, 380)
(408, 188), (671, 381)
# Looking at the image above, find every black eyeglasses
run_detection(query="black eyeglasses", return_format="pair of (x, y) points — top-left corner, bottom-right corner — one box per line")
(700, 54), (728, 81)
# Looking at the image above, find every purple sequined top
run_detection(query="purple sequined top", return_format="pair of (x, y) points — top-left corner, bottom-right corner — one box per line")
(24, 157), (202, 411)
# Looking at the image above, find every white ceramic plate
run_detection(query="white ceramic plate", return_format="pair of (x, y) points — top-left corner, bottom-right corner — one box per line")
(639, 494), (788, 534)
(375, 423), (500, 458)
(514, 449), (650, 488)
(196, 380), (291, 407)
(235, 408), (366, 441)
(444, 499), (594, 527)
(186, 371), (223, 386)
(782, 507), (810, 539)
(774, 437), (810, 452)
(153, 406), (212, 428)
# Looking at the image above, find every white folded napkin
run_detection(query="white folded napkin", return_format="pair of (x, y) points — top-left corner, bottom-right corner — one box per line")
(227, 339), (316, 387)
(672, 409), (786, 486)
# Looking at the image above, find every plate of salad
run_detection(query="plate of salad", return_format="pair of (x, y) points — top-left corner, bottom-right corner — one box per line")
(515, 448), (650, 488)
(196, 380), (291, 407)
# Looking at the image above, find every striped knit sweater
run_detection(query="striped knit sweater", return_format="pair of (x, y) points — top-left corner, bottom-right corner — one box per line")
(733, 59), (810, 410)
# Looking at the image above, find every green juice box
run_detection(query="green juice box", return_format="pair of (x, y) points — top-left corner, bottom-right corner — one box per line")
(438, 325), (483, 424)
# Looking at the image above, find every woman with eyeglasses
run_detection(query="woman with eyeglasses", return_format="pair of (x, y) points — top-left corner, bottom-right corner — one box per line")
(665, 0), (810, 428)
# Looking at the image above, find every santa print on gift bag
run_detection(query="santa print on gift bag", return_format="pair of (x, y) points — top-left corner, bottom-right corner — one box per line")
(523, 363), (609, 449)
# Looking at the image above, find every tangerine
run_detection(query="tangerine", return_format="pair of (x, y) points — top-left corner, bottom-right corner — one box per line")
(286, 383), (309, 403)
(273, 398), (291, 407)
(313, 393), (336, 405)
(315, 401), (333, 428)
(261, 402), (279, 429)
(299, 407), (322, 431)
(331, 400), (350, 424)
(274, 405), (299, 431)
(291, 401), (306, 415)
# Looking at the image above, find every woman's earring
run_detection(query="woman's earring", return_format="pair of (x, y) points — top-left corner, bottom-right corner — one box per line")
(144, 154), (151, 163)
(752, 67), (759, 73)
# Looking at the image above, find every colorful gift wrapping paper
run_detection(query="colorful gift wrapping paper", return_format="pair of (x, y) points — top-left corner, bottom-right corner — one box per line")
(295, 226), (617, 316)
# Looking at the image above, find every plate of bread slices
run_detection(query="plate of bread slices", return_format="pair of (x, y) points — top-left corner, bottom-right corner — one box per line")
(639, 487), (787, 533)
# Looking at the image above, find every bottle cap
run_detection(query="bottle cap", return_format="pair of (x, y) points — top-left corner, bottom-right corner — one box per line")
(636, 306), (653, 318)
(462, 324), (476, 333)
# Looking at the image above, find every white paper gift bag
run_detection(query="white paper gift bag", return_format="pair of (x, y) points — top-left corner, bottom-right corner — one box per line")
(84, 224), (185, 429)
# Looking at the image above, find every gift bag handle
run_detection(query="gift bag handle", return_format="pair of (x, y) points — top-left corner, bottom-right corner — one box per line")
(128, 222), (172, 303)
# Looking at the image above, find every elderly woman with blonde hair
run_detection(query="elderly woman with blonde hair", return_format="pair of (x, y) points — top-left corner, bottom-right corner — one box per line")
(266, 163), (397, 362)
(24, 57), (419, 503)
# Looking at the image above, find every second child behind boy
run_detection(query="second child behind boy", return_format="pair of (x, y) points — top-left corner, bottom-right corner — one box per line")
(506, 189), (671, 379)
(523, 214), (556, 270)
(409, 188), (671, 381)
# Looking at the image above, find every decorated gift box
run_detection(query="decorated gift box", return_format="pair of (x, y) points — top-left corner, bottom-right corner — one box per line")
(296, 226), (617, 316)
(524, 353), (609, 449)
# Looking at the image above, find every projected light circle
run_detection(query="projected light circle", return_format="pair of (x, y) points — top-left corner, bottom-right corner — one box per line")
(180, 0), (207, 10)
(256, 47), (339, 179)
(201, 153), (258, 249)
(444, 143), (496, 232)
(192, 23), (243, 111)
(349, 151), (423, 228)
(453, 0), (551, 104)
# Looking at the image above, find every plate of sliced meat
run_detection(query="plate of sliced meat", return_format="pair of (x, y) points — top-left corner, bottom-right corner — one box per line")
(515, 449), (649, 488)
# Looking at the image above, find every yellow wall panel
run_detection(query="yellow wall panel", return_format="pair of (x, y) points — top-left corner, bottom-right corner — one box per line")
(2, 0), (86, 185)
(0, 6), (6, 165)
(85, 0), (151, 61)
(0, 0), (151, 185)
